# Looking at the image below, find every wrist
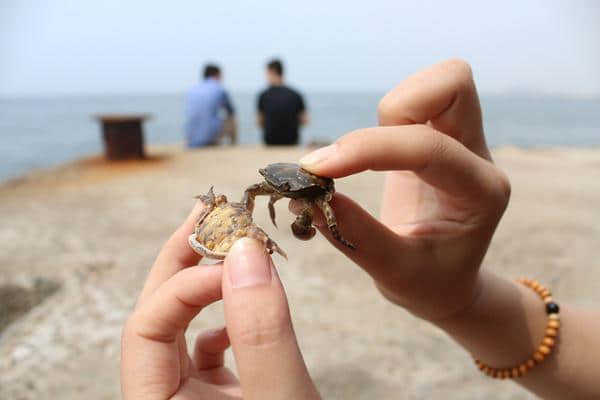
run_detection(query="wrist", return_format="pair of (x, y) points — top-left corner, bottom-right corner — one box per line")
(374, 271), (484, 323)
(433, 270), (547, 367)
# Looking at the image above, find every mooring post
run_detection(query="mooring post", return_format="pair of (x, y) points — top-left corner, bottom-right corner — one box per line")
(93, 114), (151, 160)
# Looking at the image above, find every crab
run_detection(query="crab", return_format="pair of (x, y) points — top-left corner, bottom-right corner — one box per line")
(188, 187), (287, 260)
(242, 162), (355, 249)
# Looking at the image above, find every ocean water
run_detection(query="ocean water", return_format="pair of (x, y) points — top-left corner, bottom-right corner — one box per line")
(0, 92), (599, 182)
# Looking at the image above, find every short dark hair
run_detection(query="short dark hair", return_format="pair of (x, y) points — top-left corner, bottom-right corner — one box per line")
(267, 59), (283, 76)
(203, 64), (221, 79)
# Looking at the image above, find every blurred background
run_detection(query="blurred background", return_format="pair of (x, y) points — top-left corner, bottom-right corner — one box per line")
(1, 0), (599, 181)
(1, 1), (599, 399)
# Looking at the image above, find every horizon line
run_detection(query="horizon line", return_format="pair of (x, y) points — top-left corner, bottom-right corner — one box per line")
(1, 89), (599, 101)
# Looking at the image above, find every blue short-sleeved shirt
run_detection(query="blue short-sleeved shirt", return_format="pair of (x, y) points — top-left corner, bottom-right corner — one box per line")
(184, 78), (234, 147)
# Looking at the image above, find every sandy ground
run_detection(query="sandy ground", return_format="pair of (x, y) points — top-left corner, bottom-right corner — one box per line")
(1, 145), (599, 399)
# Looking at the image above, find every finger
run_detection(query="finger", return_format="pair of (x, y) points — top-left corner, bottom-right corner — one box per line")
(222, 238), (320, 400)
(193, 327), (230, 370)
(300, 125), (508, 203)
(192, 327), (239, 386)
(138, 200), (205, 305)
(121, 265), (222, 399)
(289, 193), (405, 279)
(132, 264), (222, 341)
(377, 58), (490, 159)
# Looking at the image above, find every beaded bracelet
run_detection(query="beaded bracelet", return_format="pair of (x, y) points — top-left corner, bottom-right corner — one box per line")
(473, 278), (560, 379)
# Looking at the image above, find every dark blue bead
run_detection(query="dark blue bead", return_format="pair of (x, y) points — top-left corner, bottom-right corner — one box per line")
(546, 302), (560, 314)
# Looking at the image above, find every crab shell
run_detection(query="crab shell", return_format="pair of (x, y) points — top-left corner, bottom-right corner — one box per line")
(188, 202), (253, 260)
(259, 162), (335, 199)
(188, 199), (287, 260)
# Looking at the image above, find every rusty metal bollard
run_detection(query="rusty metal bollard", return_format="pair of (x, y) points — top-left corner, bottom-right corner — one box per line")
(94, 114), (151, 160)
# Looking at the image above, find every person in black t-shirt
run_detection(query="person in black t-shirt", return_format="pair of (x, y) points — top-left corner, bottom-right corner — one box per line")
(257, 59), (308, 145)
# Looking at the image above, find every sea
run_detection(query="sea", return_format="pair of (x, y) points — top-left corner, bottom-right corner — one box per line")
(1, 92), (599, 183)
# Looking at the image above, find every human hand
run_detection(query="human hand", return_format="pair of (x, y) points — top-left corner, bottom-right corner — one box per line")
(121, 203), (320, 399)
(294, 59), (511, 322)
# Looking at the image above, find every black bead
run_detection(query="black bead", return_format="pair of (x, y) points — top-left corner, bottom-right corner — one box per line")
(546, 302), (560, 315)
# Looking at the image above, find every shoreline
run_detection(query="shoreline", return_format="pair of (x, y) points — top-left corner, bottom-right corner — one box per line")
(3, 143), (600, 189)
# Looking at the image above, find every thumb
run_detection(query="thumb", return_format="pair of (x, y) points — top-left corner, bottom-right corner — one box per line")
(223, 238), (320, 400)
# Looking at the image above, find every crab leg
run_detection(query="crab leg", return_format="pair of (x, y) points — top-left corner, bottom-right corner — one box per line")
(241, 182), (276, 214)
(316, 197), (355, 249)
(268, 194), (283, 227)
(247, 226), (288, 260)
(193, 186), (217, 224)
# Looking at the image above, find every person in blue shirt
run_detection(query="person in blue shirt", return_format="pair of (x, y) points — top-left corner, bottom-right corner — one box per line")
(185, 64), (237, 147)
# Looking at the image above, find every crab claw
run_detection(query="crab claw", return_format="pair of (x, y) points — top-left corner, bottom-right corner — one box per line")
(291, 221), (317, 240)
(247, 226), (287, 260)
(267, 238), (288, 261)
(194, 186), (215, 204)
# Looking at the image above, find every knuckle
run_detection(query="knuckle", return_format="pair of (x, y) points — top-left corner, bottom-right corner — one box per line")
(444, 58), (473, 80)
(121, 314), (139, 342)
(377, 94), (397, 125)
(491, 168), (512, 210)
(443, 58), (475, 93)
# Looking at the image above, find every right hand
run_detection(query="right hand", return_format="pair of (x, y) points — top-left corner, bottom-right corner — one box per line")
(294, 59), (511, 322)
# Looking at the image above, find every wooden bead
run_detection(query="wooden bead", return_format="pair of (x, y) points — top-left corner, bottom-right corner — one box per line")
(518, 364), (528, 375)
(547, 320), (560, 329)
(475, 279), (559, 380)
(538, 345), (551, 355)
(545, 327), (558, 337)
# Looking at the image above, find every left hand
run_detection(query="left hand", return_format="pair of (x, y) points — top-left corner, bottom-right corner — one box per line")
(120, 203), (320, 399)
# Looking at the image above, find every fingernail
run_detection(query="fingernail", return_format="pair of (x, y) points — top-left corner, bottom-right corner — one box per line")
(228, 238), (272, 288)
(299, 143), (337, 167)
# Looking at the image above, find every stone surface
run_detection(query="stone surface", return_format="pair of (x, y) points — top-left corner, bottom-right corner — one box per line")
(1, 145), (599, 399)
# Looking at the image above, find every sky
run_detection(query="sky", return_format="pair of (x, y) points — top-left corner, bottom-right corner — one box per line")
(1, 0), (599, 97)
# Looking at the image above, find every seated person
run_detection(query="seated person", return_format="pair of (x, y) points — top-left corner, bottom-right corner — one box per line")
(185, 64), (236, 147)
(257, 59), (308, 145)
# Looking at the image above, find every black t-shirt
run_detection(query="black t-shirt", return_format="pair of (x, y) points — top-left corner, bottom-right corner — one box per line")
(257, 86), (305, 145)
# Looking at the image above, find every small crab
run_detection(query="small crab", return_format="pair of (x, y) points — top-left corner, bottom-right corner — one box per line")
(188, 187), (287, 260)
(242, 162), (355, 249)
